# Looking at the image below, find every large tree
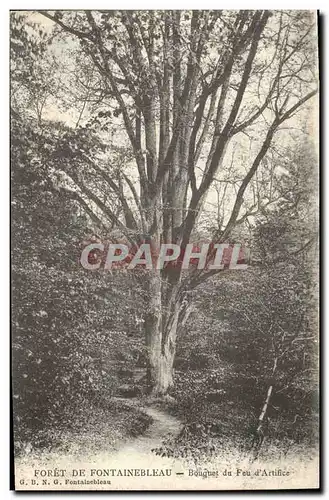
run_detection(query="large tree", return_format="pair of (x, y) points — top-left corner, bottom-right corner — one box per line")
(20, 10), (317, 395)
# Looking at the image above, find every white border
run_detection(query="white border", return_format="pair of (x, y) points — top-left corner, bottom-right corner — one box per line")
(1, 3), (326, 499)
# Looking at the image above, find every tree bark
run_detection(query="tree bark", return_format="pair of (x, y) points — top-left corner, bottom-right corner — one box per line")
(144, 272), (180, 395)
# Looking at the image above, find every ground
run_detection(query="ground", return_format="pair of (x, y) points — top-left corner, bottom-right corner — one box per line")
(15, 396), (319, 491)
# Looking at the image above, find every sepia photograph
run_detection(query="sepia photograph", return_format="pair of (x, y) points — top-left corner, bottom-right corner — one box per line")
(10, 8), (319, 491)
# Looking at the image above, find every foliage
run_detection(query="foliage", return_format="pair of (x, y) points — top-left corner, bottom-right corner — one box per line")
(11, 115), (147, 452)
(10, 10), (318, 461)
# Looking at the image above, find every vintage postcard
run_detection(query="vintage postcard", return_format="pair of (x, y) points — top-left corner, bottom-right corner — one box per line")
(11, 9), (319, 491)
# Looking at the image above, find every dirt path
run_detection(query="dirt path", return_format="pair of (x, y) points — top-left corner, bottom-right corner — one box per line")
(111, 398), (183, 456)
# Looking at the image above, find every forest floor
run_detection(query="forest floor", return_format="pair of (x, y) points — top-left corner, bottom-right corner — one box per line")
(14, 397), (319, 490)
(15, 397), (186, 488)
(15, 396), (181, 460)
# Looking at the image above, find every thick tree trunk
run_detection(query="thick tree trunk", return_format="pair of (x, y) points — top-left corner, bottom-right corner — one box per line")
(146, 338), (176, 396)
(144, 273), (180, 395)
